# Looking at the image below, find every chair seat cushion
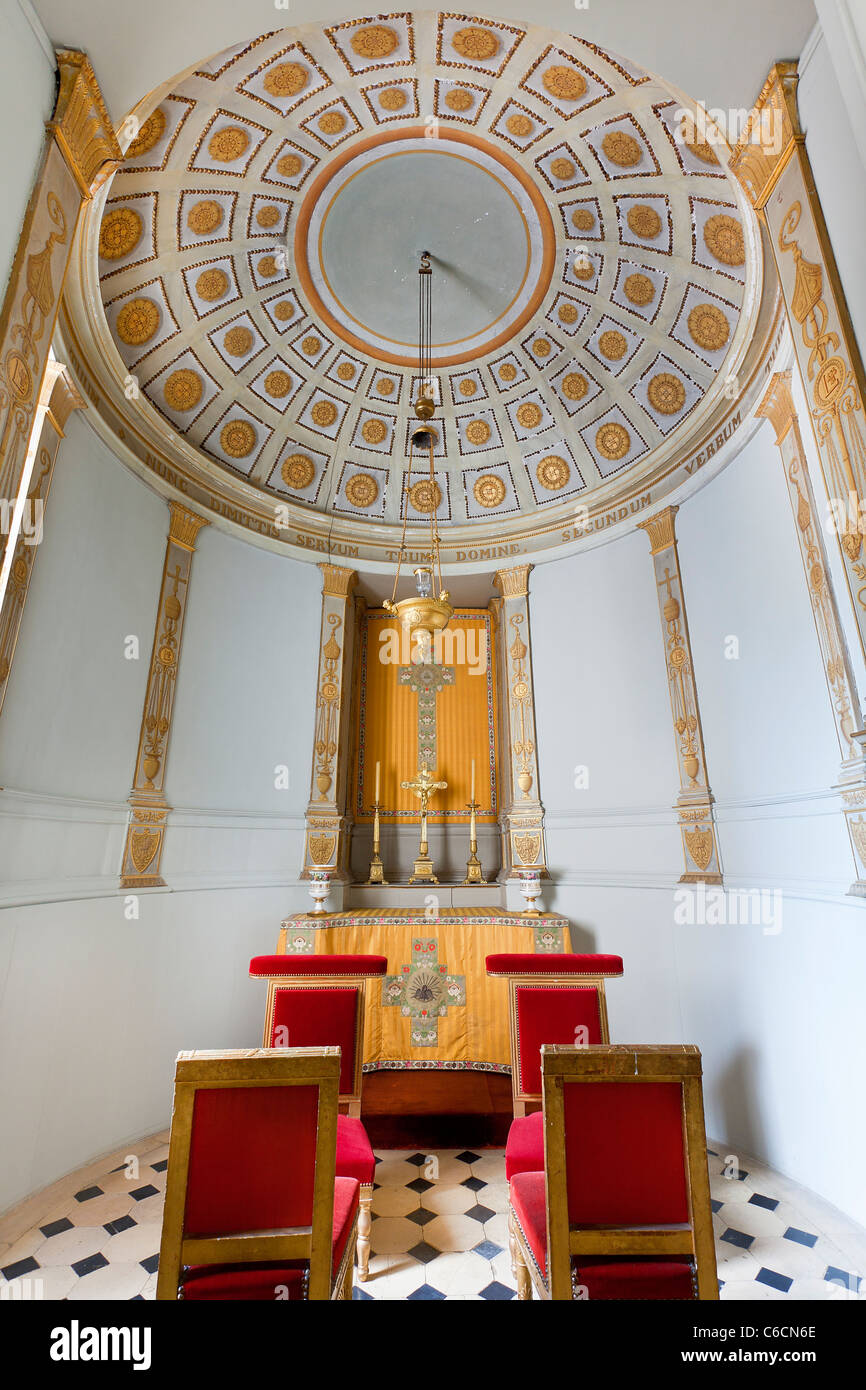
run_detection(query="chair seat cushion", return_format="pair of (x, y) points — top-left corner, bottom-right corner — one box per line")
(510, 1172), (695, 1298)
(336, 1114), (375, 1185)
(504, 1110), (544, 1181)
(250, 954), (388, 977)
(180, 1176), (360, 1299)
(486, 953), (623, 977)
(510, 1170), (548, 1275)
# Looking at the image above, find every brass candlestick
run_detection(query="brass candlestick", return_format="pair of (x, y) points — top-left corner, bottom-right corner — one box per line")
(462, 798), (486, 884)
(367, 799), (388, 885)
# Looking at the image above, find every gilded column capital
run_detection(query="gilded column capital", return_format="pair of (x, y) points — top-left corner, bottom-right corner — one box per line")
(49, 50), (122, 198)
(45, 366), (86, 435)
(637, 505), (679, 555)
(168, 501), (209, 550)
(318, 562), (357, 598)
(729, 61), (801, 210)
(493, 564), (533, 599)
(755, 370), (797, 443)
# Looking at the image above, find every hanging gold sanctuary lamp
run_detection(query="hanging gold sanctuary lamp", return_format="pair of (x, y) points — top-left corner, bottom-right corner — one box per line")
(383, 251), (453, 652)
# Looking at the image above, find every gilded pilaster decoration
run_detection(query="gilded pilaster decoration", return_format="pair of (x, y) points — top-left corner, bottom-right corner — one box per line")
(302, 563), (357, 879)
(757, 370), (866, 893)
(119, 503), (208, 888)
(0, 362), (84, 717)
(637, 507), (722, 883)
(0, 51), (120, 578)
(731, 64), (866, 679)
(492, 564), (547, 878)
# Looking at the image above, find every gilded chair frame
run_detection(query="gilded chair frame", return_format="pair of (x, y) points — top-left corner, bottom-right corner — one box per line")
(510, 1044), (719, 1302)
(156, 1047), (355, 1302)
(254, 967), (375, 1281)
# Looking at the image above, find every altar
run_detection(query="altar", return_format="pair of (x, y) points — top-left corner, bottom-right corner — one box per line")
(277, 908), (572, 1073)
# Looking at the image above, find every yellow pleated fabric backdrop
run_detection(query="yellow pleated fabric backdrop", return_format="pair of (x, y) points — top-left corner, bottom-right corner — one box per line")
(353, 609), (497, 824)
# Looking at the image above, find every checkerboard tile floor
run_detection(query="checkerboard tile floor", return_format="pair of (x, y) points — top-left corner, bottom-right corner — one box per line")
(1, 1137), (863, 1300)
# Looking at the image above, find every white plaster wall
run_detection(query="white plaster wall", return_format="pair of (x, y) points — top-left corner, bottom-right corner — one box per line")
(530, 414), (866, 1229)
(677, 424), (866, 1227)
(0, 410), (316, 1213)
(529, 531), (687, 1059)
(0, 888), (287, 1213)
(0, 2), (55, 299)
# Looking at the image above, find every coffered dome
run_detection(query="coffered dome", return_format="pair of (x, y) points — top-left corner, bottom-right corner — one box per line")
(63, 10), (778, 566)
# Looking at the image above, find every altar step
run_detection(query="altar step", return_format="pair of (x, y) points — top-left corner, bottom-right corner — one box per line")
(340, 883), (508, 910)
(362, 1072), (514, 1149)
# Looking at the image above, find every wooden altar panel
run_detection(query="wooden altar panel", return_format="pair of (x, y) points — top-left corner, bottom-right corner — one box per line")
(353, 610), (497, 824)
(277, 909), (571, 1072)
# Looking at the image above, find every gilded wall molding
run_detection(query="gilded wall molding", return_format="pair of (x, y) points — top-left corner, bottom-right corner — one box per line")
(731, 61), (866, 689)
(0, 50), (119, 583)
(492, 564), (547, 877)
(119, 502), (208, 888)
(637, 506), (723, 883)
(0, 362), (85, 718)
(301, 563), (357, 879)
(757, 369), (866, 894)
(49, 50), (123, 199)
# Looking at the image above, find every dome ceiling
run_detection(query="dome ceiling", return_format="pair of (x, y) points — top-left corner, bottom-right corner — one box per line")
(70, 10), (777, 563)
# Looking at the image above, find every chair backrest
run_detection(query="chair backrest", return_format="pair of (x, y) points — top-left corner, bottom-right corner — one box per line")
(485, 953), (623, 1114)
(156, 1047), (341, 1301)
(250, 955), (387, 1114)
(541, 1044), (718, 1300)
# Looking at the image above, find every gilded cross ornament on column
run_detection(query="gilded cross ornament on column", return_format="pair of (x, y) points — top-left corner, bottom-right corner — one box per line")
(302, 564), (357, 881)
(757, 370), (866, 895)
(731, 64), (866, 678)
(492, 566), (547, 880)
(120, 501), (208, 888)
(401, 763), (447, 884)
(637, 506), (723, 884)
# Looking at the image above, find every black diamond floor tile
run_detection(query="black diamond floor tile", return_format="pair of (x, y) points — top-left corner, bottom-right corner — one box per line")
(406, 1177), (434, 1195)
(455, 1151), (481, 1165)
(407, 1241), (439, 1265)
(756, 1267), (792, 1293)
(73, 1186), (103, 1203)
(461, 1176), (486, 1193)
(465, 1204), (496, 1223)
(479, 1280), (515, 1300)
(2, 1256), (40, 1281)
(721, 1228), (754, 1249)
(72, 1252), (109, 1278)
(749, 1192), (779, 1212)
(39, 1218), (73, 1239)
(104, 1214), (137, 1237)
(405, 1207), (436, 1226)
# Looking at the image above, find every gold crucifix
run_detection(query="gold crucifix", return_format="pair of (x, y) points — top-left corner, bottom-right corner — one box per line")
(401, 762), (447, 884)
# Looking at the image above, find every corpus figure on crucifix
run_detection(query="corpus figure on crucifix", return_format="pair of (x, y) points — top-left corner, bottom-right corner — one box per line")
(401, 762), (447, 884)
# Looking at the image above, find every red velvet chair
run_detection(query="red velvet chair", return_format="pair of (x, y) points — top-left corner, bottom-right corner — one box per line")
(249, 953), (387, 1282)
(509, 1044), (718, 1301)
(485, 953), (623, 1181)
(156, 1047), (357, 1301)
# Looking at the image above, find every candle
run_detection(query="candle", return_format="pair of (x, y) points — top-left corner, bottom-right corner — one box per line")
(471, 758), (475, 801)
(375, 760), (380, 803)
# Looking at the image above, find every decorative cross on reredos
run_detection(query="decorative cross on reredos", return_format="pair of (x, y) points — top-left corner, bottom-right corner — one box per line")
(382, 937), (466, 1047)
(398, 660), (455, 770)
